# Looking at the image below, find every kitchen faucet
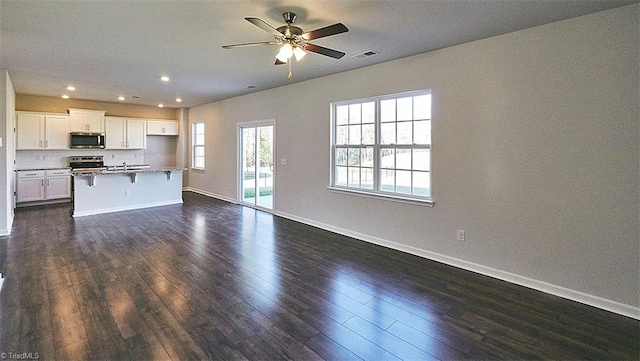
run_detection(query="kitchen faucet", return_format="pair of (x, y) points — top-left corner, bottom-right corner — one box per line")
(122, 161), (127, 171)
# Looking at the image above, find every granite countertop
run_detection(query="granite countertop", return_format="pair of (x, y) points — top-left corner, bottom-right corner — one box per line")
(72, 167), (186, 176)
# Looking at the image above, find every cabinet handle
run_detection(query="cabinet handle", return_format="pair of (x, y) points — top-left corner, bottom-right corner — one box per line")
(47, 179), (50, 186)
(25, 173), (37, 176)
(39, 140), (43, 148)
(44, 140), (48, 148)
(41, 179), (44, 186)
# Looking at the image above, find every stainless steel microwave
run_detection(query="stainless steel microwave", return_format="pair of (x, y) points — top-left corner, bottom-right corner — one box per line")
(69, 132), (105, 149)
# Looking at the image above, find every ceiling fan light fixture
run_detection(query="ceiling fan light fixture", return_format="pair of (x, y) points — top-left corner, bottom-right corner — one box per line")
(277, 43), (294, 61)
(293, 46), (306, 61)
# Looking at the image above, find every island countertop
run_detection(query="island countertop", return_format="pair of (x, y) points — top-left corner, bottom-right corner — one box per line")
(71, 167), (186, 176)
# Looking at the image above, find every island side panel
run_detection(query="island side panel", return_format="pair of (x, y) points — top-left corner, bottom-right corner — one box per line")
(73, 171), (183, 217)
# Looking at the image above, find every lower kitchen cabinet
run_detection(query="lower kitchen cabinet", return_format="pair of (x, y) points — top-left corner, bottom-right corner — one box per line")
(16, 169), (71, 204)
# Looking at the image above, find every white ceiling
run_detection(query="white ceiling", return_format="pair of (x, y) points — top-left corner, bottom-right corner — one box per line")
(0, 0), (635, 108)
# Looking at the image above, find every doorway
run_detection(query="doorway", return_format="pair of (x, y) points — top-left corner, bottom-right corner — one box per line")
(238, 121), (274, 210)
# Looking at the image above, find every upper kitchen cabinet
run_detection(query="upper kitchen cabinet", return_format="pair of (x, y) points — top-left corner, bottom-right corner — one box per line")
(105, 117), (146, 149)
(68, 108), (106, 132)
(16, 112), (69, 150)
(147, 120), (179, 136)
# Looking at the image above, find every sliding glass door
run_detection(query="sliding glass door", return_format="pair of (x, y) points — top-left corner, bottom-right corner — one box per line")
(239, 122), (274, 210)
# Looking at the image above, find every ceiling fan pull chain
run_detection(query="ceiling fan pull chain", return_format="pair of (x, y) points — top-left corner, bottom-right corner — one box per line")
(288, 61), (293, 80)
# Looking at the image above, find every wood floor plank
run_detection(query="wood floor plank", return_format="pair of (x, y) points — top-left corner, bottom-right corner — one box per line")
(0, 192), (636, 360)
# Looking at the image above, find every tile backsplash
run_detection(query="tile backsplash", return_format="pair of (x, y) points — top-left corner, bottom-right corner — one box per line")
(16, 149), (145, 170)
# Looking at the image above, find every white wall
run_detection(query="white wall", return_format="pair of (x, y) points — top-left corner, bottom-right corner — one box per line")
(1, 70), (16, 235)
(187, 5), (639, 316)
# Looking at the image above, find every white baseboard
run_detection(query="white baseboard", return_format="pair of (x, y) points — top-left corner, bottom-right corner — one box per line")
(181, 189), (639, 320)
(73, 199), (183, 217)
(0, 214), (13, 236)
(183, 187), (237, 204)
(0, 229), (9, 236)
(272, 210), (640, 320)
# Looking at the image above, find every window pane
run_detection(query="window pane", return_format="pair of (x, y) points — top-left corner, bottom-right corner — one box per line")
(397, 122), (412, 144)
(380, 169), (394, 192)
(413, 171), (430, 197)
(194, 157), (204, 168)
(362, 102), (375, 123)
(336, 148), (347, 166)
(194, 146), (204, 157)
(337, 125), (348, 145)
(361, 147), (374, 167)
(349, 103), (361, 124)
(336, 105), (349, 125)
(414, 94), (431, 120)
(396, 149), (411, 170)
(348, 148), (360, 166)
(196, 134), (205, 145)
(336, 166), (347, 186)
(362, 124), (375, 145)
(348, 167), (360, 187)
(413, 149), (430, 171)
(414, 120), (431, 145)
(361, 168), (373, 189)
(381, 123), (395, 144)
(380, 148), (395, 168)
(396, 170), (412, 194)
(348, 124), (361, 145)
(381, 99), (395, 122)
(397, 97), (413, 121)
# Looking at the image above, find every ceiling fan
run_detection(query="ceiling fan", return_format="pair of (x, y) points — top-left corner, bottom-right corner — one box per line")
(222, 12), (349, 79)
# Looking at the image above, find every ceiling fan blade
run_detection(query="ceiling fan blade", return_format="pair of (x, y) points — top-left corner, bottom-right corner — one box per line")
(302, 23), (348, 40)
(303, 43), (346, 59)
(222, 41), (277, 49)
(275, 58), (286, 65)
(245, 17), (283, 37)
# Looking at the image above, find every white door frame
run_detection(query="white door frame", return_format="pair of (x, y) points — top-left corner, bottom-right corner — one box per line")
(237, 119), (276, 211)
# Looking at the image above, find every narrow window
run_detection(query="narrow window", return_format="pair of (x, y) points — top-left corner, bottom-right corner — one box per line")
(192, 122), (205, 169)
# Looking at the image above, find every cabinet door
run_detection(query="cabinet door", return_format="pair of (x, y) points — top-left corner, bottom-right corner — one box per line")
(126, 119), (147, 149)
(88, 111), (105, 132)
(16, 113), (44, 149)
(17, 177), (45, 203)
(46, 176), (71, 200)
(105, 117), (127, 149)
(147, 120), (178, 135)
(69, 109), (89, 132)
(45, 115), (69, 149)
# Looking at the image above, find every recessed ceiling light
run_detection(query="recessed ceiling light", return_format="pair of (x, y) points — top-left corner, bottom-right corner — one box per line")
(66, 86), (76, 91)
(118, 96), (125, 101)
(160, 76), (170, 82)
(158, 103), (164, 108)
(175, 98), (182, 103)
(62, 95), (70, 99)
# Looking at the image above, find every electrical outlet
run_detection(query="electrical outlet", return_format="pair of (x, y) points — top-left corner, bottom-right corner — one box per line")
(457, 230), (465, 242)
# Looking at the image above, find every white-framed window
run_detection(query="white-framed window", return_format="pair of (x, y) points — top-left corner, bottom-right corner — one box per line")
(330, 90), (432, 204)
(192, 122), (205, 169)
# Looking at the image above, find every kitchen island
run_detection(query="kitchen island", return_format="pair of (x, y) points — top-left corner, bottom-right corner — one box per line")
(72, 167), (185, 217)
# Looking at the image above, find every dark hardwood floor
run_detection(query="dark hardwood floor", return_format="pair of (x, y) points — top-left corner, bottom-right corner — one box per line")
(0, 191), (637, 360)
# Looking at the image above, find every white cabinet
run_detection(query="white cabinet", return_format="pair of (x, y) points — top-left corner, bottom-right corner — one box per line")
(16, 169), (71, 204)
(45, 169), (72, 200)
(147, 120), (179, 135)
(16, 171), (46, 203)
(16, 112), (69, 150)
(68, 108), (105, 132)
(105, 117), (146, 149)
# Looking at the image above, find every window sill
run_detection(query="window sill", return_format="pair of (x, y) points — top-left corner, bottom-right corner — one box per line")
(327, 186), (434, 207)
(190, 167), (205, 172)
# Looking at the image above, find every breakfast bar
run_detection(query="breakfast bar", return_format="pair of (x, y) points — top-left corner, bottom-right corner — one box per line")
(72, 167), (185, 217)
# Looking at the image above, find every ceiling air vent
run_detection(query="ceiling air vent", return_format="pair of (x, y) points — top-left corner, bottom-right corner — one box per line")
(353, 50), (378, 59)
